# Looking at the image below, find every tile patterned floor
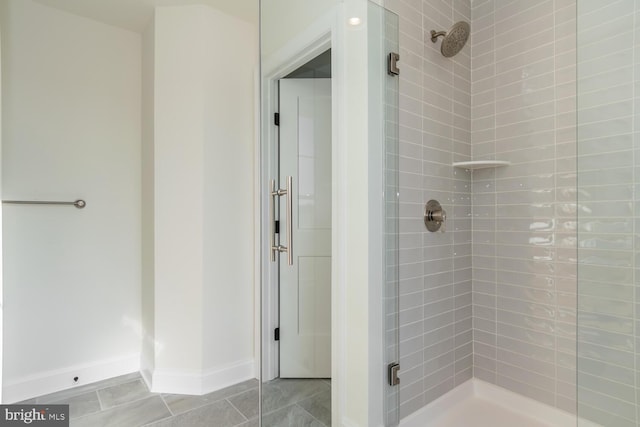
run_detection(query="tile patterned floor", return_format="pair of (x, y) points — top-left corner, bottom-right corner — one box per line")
(20, 373), (331, 427)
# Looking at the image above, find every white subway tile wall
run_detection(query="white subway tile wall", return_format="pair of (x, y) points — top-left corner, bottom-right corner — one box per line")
(385, 0), (473, 418)
(470, 0), (577, 415)
(576, 1), (639, 426)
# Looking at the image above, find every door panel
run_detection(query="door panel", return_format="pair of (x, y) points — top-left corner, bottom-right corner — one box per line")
(279, 78), (331, 378)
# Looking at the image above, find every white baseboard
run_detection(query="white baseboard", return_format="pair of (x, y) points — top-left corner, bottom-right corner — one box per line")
(139, 350), (154, 391)
(2, 353), (140, 403)
(151, 358), (255, 395)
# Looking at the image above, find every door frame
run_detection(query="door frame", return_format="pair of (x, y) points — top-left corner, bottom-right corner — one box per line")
(259, 3), (383, 425)
(259, 24), (333, 384)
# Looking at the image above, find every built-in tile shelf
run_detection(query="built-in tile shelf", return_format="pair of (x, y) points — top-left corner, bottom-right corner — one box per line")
(452, 160), (511, 170)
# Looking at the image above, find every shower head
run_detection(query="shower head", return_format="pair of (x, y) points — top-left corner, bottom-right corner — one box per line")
(430, 21), (470, 58)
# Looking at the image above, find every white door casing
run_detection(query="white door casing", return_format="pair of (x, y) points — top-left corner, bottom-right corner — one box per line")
(278, 78), (331, 378)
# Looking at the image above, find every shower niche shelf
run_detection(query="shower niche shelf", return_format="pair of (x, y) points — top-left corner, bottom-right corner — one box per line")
(452, 160), (511, 170)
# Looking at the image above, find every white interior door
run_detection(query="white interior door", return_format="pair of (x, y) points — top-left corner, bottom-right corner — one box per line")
(279, 78), (331, 378)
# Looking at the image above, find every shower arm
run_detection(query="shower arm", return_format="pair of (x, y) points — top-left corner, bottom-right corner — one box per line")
(430, 30), (447, 42)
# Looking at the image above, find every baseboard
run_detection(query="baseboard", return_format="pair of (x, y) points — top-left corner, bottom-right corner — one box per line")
(151, 358), (255, 395)
(2, 353), (140, 403)
(139, 350), (154, 391)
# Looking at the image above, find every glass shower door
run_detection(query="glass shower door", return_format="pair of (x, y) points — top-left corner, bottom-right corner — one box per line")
(368, 2), (401, 426)
(577, 1), (640, 426)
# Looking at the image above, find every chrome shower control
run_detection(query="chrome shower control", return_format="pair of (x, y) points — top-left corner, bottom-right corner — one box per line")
(424, 200), (446, 232)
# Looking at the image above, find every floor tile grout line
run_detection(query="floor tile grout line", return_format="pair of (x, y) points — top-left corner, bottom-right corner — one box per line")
(100, 392), (157, 411)
(159, 383), (259, 418)
(289, 386), (331, 406)
(226, 397), (250, 421)
(95, 378), (146, 400)
(35, 374), (143, 406)
(140, 409), (174, 427)
(294, 402), (329, 427)
(206, 383), (260, 403)
(159, 394), (175, 417)
(43, 376), (333, 426)
(71, 395), (165, 425)
(95, 389), (105, 411)
(260, 402), (300, 418)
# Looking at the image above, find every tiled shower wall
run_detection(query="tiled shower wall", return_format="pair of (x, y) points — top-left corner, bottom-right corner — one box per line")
(386, 0), (473, 418)
(469, 0), (577, 414)
(388, 0), (580, 419)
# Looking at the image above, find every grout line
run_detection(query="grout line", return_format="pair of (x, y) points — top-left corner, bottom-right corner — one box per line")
(295, 402), (330, 426)
(159, 394), (175, 417)
(226, 398), (250, 422)
(95, 388), (105, 411)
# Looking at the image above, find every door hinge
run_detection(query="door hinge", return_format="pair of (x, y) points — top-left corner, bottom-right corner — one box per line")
(388, 363), (400, 386)
(274, 328), (280, 341)
(274, 112), (280, 126)
(388, 52), (400, 76)
(274, 220), (280, 234)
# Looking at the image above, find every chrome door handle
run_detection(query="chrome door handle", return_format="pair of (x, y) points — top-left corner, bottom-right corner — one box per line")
(285, 176), (293, 266)
(269, 179), (277, 262)
(269, 176), (293, 266)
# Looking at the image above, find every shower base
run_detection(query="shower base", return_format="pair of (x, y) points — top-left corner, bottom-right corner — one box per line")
(400, 379), (598, 427)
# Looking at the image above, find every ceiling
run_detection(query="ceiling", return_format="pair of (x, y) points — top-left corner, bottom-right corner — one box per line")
(33, 0), (258, 33)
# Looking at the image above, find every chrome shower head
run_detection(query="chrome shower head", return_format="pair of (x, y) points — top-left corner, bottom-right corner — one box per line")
(430, 21), (470, 58)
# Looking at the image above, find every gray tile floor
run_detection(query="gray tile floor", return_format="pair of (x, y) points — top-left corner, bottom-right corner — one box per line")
(20, 373), (331, 427)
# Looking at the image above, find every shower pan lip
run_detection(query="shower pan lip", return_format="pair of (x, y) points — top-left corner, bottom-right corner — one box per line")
(398, 378), (588, 427)
(430, 21), (470, 58)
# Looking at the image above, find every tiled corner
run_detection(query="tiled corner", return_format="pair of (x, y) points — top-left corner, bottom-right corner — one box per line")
(468, 0), (579, 416)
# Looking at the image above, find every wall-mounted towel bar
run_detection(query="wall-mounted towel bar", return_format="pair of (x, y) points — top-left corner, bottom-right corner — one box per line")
(2, 199), (86, 209)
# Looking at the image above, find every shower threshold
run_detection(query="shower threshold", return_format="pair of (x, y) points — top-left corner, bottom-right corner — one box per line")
(399, 379), (598, 427)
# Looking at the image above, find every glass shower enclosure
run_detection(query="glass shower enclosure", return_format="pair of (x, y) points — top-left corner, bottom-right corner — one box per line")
(577, 1), (640, 426)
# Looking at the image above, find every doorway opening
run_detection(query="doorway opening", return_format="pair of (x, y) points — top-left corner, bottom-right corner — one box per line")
(262, 48), (333, 425)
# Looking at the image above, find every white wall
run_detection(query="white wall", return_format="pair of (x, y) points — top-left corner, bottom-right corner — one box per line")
(260, 0), (337, 57)
(200, 7), (256, 379)
(153, 6), (205, 378)
(151, 5), (256, 394)
(0, 0), (142, 402)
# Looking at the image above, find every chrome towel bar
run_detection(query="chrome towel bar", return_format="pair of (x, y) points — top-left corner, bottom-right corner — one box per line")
(2, 199), (86, 209)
